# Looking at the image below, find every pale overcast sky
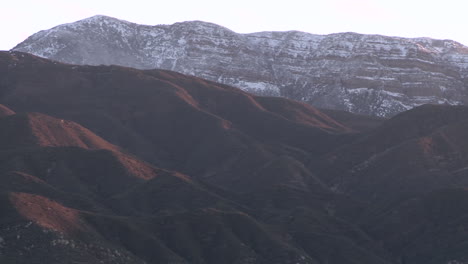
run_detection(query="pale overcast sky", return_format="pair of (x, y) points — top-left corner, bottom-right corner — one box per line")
(1, 0), (467, 50)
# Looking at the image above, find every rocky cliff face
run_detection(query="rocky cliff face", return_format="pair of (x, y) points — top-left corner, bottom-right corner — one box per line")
(13, 15), (468, 117)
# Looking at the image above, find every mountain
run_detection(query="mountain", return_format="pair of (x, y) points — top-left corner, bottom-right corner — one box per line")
(3, 51), (468, 263)
(0, 51), (393, 264)
(12, 15), (468, 117)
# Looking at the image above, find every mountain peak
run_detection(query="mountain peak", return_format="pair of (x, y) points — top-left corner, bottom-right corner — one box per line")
(12, 17), (468, 117)
(172, 20), (235, 31)
(83, 14), (114, 20)
(76, 14), (132, 25)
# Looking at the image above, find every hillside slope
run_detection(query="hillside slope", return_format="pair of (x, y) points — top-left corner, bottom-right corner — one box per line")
(2, 52), (468, 263)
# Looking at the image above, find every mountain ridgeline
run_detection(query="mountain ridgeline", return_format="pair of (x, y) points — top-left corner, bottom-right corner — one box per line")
(1, 51), (468, 263)
(13, 15), (468, 117)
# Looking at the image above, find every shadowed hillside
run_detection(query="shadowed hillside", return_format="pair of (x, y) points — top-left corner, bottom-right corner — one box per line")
(1, 51), (468, 263)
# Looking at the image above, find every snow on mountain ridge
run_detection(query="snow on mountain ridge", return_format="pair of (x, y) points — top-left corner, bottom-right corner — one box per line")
(13, 16), (468, 117)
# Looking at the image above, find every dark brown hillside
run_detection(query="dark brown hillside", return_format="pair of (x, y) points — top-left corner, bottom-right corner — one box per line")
(0, 111), (160, 200)
(4, 51), (468, 263)
(0, 112), (119, 151)
(0, 51), (355, 194)
(363, 188), (468, 264)
(319, 108), (386, 132)
(313, 104), (468, 263)
(0, 52), (400, 264)
(321, 105), (468, 197)
(0, 112), (323, 264)
(333, 105), (467, 170)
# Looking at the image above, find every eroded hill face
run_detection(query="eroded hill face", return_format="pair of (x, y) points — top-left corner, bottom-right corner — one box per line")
(2, 52), (468, 264)
(12, 15), (468, 117)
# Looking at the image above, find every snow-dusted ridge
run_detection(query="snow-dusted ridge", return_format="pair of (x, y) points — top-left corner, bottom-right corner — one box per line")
(13, 15), (468, 117)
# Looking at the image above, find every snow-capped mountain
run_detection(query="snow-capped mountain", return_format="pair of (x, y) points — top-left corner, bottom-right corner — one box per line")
(13, 15), (468, 117)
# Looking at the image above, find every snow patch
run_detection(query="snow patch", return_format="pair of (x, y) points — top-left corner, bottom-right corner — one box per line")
(381, 90), (405, 98)
(236, 80), (280, 93)
(347, 88), (372, 94)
